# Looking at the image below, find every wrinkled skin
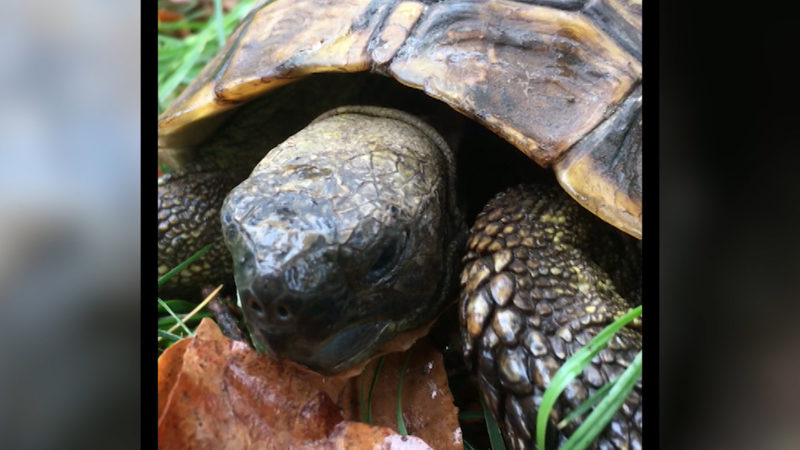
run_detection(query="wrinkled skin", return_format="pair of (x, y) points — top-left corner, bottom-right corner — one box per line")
(220, 107), (465, 373)
(158, 75), (391, 297)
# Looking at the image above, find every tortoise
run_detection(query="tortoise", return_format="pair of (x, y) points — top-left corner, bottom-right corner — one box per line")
(157, 0), (642, 448)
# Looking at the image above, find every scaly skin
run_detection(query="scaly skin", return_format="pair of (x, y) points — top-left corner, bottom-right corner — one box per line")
(460, 184), (642, 449)
(158, 75), (397, 297)
(160, 101), (642, 448)
(220, 106), (465, 373)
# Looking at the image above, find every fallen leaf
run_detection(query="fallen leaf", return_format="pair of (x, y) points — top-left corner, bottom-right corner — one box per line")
(157, 319), (453, 449)
(157, 338), (189, 416)
(339, 340), (463, 450)
(326, 421), (433, 449)
(158, 319), (343, 448)
(157, 8), (183, 23)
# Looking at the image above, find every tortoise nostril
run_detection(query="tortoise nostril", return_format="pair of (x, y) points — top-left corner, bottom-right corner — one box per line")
(275, 304), (291, 321)
(248, 298), (265, 316)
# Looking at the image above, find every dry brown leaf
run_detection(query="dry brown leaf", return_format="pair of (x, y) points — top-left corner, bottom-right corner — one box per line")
(339, 340), (462, 450)
(158, 319), (343, 448)
(157, 318), (453, 449)
(326, 421), (433, 449)
(157, 8), (183, 23)
(157, 338), (189, 416)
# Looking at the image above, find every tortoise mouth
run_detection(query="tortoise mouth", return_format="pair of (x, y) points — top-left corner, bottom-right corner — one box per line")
(240, 288), (392, 374)
(258, 321), (391, 374)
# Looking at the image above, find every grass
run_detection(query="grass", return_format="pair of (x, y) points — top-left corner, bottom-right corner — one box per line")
(558, 352), (642, 450)
(157, 0), (258, 115)
(157, 243), (220, 354)
(395, 350), (414, 436)
(360, 356), (385, 425)
(156, 3), (642, 446)
(157, 242), (214, 287)
(481, 395), (508, 450)
(536, 306), (642, 450)
(157, 0), (256, 354)
(351, 306), (641, 450)
(457, 308), (642, 450)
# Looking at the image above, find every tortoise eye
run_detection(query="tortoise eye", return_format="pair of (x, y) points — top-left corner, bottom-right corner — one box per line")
(365, 232), (407, 282)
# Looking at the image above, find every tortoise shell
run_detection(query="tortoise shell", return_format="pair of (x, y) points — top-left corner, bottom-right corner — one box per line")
(157, 0), (642, 238)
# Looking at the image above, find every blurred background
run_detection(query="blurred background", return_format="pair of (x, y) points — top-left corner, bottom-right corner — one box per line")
(660, 2), (800, 449)
(0, 0), (140, 448)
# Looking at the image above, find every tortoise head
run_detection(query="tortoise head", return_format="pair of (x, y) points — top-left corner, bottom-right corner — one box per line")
(220, 107), (463, 374)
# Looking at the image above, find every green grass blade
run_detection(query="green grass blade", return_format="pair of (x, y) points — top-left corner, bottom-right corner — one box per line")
(183, 8), (214, 21)
(157, 299), (200, 314)
(536, 305), (641, 450)
(157, 34), (185, 46)
(157, 0), (257, 111)
(158, 298), (193, 336)
(458, 410), (485, 421)
(557, 379), (615, 430)
(366, 356), (384, 425)
(158, 329), (183, 342)
(359, 366), (368, 423)
(479, 395), (507, 450)
(358, 356), (384, 424)
(157, 32), (212, 105)
(159, 161), (173, 175)
(219, 0), (258, 31)
(158, 312), (212, 328)
(395, 350), (413, 436)
(213, 0), (225, 47)
(157, 242), (214, 287)
(157, 20), (210, 32)
(560, 351), (642, 450)
(463, 439), (477, 450)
